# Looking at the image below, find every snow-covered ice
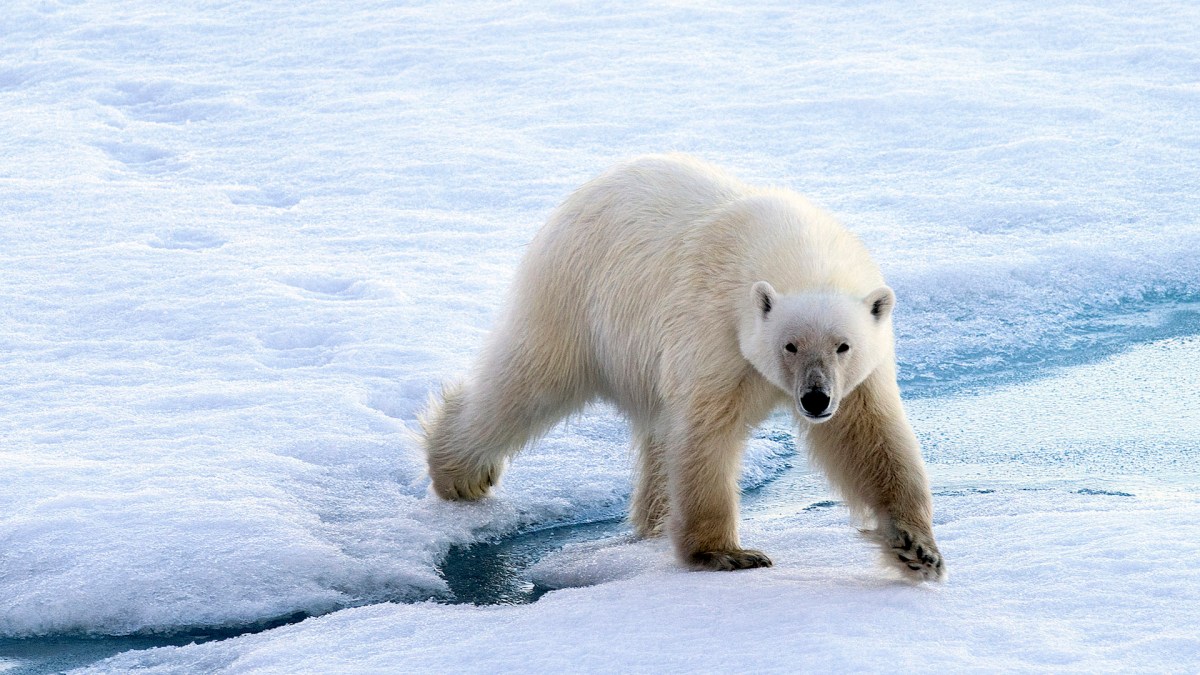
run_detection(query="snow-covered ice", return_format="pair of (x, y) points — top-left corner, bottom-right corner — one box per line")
(75, 492), (1200, 673)
(73, 338), (1200, 672)
(1, 0), (1198, 671)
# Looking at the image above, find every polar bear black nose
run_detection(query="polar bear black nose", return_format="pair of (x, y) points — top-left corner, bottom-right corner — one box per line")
(800, 389), (830, 416)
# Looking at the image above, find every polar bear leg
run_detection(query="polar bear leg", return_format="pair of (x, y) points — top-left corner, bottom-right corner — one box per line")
(630, 426), (669, 537)
(667, 391), (772, 571)
(805, 367), (945, 581)
(422, 334), (588, 501)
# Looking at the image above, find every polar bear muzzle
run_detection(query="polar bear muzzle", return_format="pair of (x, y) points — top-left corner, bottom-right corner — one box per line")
(800, 388), (832, 419)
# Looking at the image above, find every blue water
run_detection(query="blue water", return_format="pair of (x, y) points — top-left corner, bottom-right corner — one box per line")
(899, 293), (1200, 398)
(0, 615), (310, 675)
(4, 294), (1198, 674)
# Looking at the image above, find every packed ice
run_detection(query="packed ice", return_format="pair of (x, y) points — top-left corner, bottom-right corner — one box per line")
(1, 0), (1197, 671)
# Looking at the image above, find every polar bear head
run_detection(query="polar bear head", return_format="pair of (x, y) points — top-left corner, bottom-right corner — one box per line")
(742, 281), (895, 423)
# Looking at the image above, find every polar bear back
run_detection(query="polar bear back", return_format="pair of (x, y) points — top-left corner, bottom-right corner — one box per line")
(498, 154), (886, 412)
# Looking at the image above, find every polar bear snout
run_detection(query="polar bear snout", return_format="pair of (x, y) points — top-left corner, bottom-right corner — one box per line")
(799, 388), (835, 421)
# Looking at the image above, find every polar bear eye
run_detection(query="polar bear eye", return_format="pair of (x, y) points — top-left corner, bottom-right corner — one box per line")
(837, 343), (850, 354)
(785, 343), (797, 353)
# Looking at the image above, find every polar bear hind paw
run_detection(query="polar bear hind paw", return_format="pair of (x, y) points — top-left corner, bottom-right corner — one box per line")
(431, 460), (501, 501)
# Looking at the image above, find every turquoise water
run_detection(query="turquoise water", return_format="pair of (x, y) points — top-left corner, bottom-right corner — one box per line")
(900, 294), (1200, 398)
(4, 296), (1198, 674)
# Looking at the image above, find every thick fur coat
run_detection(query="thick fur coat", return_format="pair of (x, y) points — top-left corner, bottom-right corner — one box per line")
(422, 155), (944, 580)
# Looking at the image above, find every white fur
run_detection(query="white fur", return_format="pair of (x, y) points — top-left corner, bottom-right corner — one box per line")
(421, 154), (945, 580)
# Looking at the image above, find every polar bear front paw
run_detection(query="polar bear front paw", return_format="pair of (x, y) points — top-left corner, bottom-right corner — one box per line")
(688, 548), (773, 571)
(875, 526), (945, 582)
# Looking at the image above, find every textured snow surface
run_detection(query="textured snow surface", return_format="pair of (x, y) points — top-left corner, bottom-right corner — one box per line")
(78, 338), (1200, 672)
(2, 0), (1199, 671)
(78, 491), (1200, 673)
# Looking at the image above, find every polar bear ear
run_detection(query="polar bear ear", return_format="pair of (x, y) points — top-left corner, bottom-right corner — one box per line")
(752, 281), (776, 318)
(865, 286), (896, 322)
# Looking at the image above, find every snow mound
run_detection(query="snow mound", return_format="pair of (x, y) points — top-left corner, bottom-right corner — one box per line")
(528, 535), (672, 591)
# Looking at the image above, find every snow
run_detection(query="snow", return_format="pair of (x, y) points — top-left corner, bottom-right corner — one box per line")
(73, 492), (1200, 673)
(1, 0), (1198, 671)
(74, 338), (1200, 673)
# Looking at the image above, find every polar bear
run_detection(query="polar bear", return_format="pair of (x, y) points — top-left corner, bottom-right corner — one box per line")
(421, 154), (944, 581)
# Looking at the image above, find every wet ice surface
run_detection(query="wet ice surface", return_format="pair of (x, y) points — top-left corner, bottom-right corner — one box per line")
(3, 0), (1200, 672)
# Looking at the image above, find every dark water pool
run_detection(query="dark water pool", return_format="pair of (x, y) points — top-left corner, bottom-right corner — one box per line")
(0, 614), (309, 675)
